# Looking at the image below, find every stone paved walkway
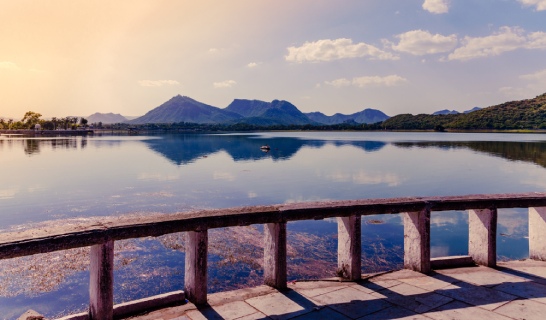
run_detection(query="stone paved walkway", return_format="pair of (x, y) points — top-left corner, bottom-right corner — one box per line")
(125, 260), (546, 320)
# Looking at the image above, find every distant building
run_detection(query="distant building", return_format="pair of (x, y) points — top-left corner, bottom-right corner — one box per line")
(34, 124), (41, 131)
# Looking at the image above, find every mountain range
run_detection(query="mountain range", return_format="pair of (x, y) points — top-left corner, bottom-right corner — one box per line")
(432, 107), (482, 115)
(124, 95), (389, 126)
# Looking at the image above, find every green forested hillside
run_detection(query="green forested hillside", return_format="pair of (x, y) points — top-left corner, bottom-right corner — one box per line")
(383, 93), (546, 130)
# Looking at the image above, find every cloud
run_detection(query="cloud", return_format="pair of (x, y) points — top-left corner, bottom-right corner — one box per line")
(138, 80), (180, 87)
(247, 62), (259, 68)
(393, 30), (458, 55)
(0, 61), (20, 70)
(422, 0), (449, 14)
(325, 75), (407, 88)
(518, 0), (546, 11)
(526, 31), (546, 49)
(213, 80), (237, 88)
(498, 68), (546, 98)
(520, 68), (546, 81)
(213, 171), (235, 181)
(447, 26), (546, 61)
(285, 38), (399, 62)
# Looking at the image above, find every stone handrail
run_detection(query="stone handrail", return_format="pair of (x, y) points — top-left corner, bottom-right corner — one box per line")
(1, 193), (546, 319)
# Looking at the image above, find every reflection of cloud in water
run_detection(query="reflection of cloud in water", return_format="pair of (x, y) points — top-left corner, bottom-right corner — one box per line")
(431, 245), (450, 258)
(353, 171), (401, 186)
(326, 170), (401, 186)
(138, 172), (180, 181)
(430, 213), (461, 227)
(498, 208), (527, 236)
(213, 171), (236, 181)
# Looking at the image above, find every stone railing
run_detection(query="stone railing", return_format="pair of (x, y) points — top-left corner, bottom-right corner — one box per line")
(2, 193), (546, 320)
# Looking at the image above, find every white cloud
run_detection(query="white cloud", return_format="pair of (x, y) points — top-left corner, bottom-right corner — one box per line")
(518, 0), (546, 11)
(520, 68), (546, 81)
(422, 0), (449, 14)
(138, 80), (180, 87)
(498, 68), (546, 98)
(285, 38), (398, 63)
(247, 62), (258, 68)
(526, 31), (546, 49)
(213, 80), (237, 88)
(393, 30), (458, 55)
(0, 61), (19, 70)
(325, 75), (407, 88)
(448, 26), (527, 61)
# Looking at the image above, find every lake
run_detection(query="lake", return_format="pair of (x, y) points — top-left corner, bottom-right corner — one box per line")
(1, 131), (546, 318)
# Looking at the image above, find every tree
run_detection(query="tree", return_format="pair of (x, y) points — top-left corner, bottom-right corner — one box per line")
(80, 117), (88, 127)
(21, 111), (42, 129)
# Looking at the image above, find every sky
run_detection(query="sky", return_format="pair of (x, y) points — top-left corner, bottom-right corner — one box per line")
(1, 0), (546, 119)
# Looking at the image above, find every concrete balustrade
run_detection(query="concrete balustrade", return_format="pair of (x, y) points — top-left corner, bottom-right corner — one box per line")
(403, 209), (431, 273)
(2, 193), (546, 319)
(529, 207), (546, 260)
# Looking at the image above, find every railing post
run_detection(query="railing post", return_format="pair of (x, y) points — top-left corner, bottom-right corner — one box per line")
(337, 215), (361, 280)
(264, 222), (287, 289)
(403, 209), (431, 273)
(529, 207), (546, 260)
(89, 240), (114, 320)
(184, 230), (208, 304)
(468, 208), (497, 267)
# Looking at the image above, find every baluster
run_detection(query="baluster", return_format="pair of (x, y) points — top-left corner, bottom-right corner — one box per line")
(403, 209), (431, 273)
(337, 215), (361, 280)
(264, 222), (287, 289)
(529, 207), (546, 260)
(185, 230), (208, 304)
(89, 240), (114, 320)
(468, 208), (497, 267)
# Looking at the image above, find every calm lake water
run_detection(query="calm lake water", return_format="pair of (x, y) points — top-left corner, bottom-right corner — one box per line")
(2, 131), (546, 318)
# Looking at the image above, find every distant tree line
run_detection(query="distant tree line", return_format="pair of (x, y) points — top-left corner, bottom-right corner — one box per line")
(0, 111), (88, 130)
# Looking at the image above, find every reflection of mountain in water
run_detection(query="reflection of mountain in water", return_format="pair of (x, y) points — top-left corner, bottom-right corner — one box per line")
(142, 134), (387, 165)
(394, 141), (546, 169)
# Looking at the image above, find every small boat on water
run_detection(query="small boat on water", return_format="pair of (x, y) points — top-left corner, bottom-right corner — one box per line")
(260, 145), (271, 151)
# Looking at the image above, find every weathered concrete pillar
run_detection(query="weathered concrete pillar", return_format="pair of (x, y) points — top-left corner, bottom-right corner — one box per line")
(184, 230), (208, 304)
(89, 240), (114, 320)
(529, 207), (546, 260)
(403, 209), (431, 273)
(337, 215), (361, 280)
(264, 222), (287, 289)
(468, 208), (497, 267)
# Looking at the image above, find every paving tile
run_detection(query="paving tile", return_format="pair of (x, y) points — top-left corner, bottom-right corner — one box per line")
(375, 283), (452, 313)
(184, 301), (260, 320)
(290, 281), (350, 298)
(494, 299), (546, 320)
(436, 267), (527, 287)
(435, 281), (517, 310)
(245, 290), (317, 320)
(493, 281), (546, 304)
(360, 279), (402, 292)
(312, 286), (391, 318)
(291, 306), (350, 320)
(399, 274), (455, 291)
(425, 300), (513, 320)
(357, 305), (432, 320)
(369, 269), (426, 281)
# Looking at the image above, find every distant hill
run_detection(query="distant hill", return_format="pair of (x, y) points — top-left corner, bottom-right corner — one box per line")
(130, 95), (243, 124)
(432, 109), (459, 115)
(383, 93), (546, 130)
(306, 109), (389, 124)
(226, 99), (314, 125)
(463, 107), (482, 114)
(87, 112), (128, 124)
(432, 107), (481, 115)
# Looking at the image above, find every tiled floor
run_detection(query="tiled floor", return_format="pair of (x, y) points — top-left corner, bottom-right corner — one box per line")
(126, 260), (546, 320)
